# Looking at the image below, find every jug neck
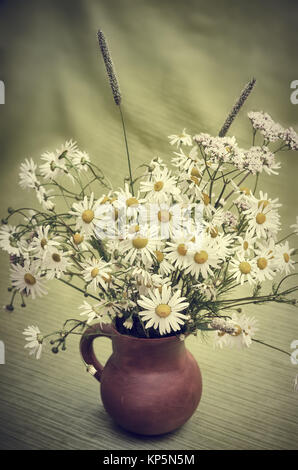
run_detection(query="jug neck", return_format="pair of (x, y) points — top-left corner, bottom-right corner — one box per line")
(111, 329), (186, 369)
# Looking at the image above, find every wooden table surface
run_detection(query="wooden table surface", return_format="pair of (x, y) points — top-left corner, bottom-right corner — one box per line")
(0, 0), (297, 450)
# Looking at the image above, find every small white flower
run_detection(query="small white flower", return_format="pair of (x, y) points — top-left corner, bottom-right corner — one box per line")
(40, 151), (67, 180)
(69, 193), (99, 236)
(212, 314), (258, 349)
(23, 325), (44, 359)
(82, 258), (112, 291)
(29, 225), (60, 258)
(0, 225), (23, 256)
(123, 316), (134, 330)
(168, 129), (192, 147)
(35, 186), (55, 211)
(119, 225), (157, 266)
(140, 166), (181, 204)
(254, 242), (276, 281)
(164, 237), (193, 269)
(19, 158), (38, 189)
(72, 150), (90, 171)
(274, 241), (295, 275)
(42, 248), (71, 280)
(10, 260), (47, 299)
(79, 301), (102, 324)
(184, 237), (220, 279)
(229, 255), (257, 285)
(137, 284), (189, 335)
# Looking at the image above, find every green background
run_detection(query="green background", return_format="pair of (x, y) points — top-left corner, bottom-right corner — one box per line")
(0, 0), (298, 450)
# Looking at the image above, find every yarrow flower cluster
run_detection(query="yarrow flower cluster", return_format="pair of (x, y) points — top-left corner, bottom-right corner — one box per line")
(1, 110), (298, 360)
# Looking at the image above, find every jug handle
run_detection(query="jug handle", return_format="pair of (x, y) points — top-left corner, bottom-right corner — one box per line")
(80, 322), (114, 382)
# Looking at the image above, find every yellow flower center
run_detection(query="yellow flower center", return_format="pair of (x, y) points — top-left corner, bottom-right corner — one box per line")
(52, 253), (61, 262)
(240, 187), (250, 195)
(258, 200), (270, 209)
(73, 233), (84, 245)
(132, 237), (148, 249)
(24, 273), (36, 285)
(100, 196), (111, 204)
(102, 274), (112, 283)
(155, 304), (171, 318)
(256, 213), (266, 225)
(40, 238), (47, 249)
(283, 253), (290, 263)
(177, 243), (187, 256)
(239, 261), (251, 274)
(126, 197), (139, 207)
(191, 167), (201, 178)
(202, 192), (210, 206)
(231, 325), (243, 336)
(82, 209), (94, 224)
(190, 175), (199, 185)
(91, 267), (99, 278)
(257, 257), (267, 270)
(194, 250), (208, 264)
(154, 181), (164, 192)
(129, 224), (140, 234)
(243, 241), (249, 250)
(210, 227), (218, 238)
(154, 250), (164, 263)
(158, 210), (172, 223)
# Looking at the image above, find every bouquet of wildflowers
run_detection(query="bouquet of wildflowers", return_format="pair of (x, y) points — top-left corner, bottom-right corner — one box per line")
(1, 31), (298, 361)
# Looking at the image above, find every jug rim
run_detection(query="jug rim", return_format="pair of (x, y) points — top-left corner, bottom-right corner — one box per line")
(110, 323), (186, 343)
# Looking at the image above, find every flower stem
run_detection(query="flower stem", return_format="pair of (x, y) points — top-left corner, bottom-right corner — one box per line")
(119, 105), (134, 195)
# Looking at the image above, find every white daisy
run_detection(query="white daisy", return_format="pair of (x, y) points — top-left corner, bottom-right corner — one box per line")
(164, 238), (192, 269)
(119, 225), (157, 265)
(23, 325), (44, 359)
(69, 193), (99, 236)
(227, 314), (258, 349)
(168, 129), (192, 147)
(136, 273), (171, 296)
(254, 242), (276, 281)
(244, 191), (282, 215)
(184, 237), (220, 279)
(11, 260), (47, 299)
(56, 139), (79, 161)
(82, 258), (112, 291)
(274, 241), (295, 274)
(211, 314), (258, 349)
(72, 150), (90, 171)
(137, 285), (189, 335)
(229, 254), (257, 285)
(140, 166), (181, 204)
(35, 186), (55, 211)
(29, 225), (60, 258)
(114, 183), (146, 218)
(43, 248), (71, 280)
(235, 232), (257, 258)
(79, 300), (103, 324)
(153, 249), (174, 275)
(19, 158), (38, 189)
(39, 151), (67, 180)
(245, 207), (280, 239)
(171, 146), (201, 171)
(0, 225), (23, 256)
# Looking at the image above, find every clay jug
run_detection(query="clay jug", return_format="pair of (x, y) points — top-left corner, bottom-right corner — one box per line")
(80, 323), (202, 435)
